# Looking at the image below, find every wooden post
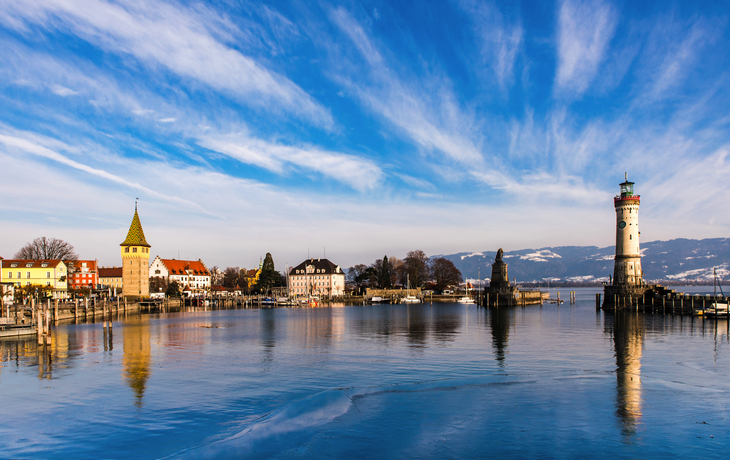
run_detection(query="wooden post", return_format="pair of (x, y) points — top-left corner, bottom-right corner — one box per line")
(54, 299), (58, 322)
(37, 304), (43, 345)
(45, 308), (52, 346)
(596, 293), (601, 310)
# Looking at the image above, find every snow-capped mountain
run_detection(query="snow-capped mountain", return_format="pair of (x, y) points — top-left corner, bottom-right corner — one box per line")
(436, 238), (730, 283)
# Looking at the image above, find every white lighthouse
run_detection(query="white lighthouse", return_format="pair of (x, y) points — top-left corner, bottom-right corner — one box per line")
(613, 173), (643, 287)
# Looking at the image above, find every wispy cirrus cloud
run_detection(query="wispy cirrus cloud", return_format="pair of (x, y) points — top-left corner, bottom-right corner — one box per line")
(198, 134), (384, 192)
(327, 8), (488, 168)
(0, 129), (207, 211)
(0, 0), (332, 128)
(0, 39), (380, 192)
(458, 0), (523, 91)
(555, 0), (618, 96)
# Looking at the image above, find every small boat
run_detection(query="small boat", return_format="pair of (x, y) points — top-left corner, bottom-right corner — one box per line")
(457, 281), (475, 304)
(299, 297), (319, 307)
(705, 301), (729, 318)
(261, 297), (276, 306)
(704, 268), (728, 318)
(370, 296), (385, 303)
(401, 274), (420, 303)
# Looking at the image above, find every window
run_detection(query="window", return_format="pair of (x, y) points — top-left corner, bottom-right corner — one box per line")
(47, 282), (51, 286)
(8, 272), (11, 279)
(26, 272), (30, 278)
(47, 272), (51, 278)
(133, 247), (137, 253)
(130, 261), (133, 265)
(17, 272), (20, 278)
(125, 247), (129, 253)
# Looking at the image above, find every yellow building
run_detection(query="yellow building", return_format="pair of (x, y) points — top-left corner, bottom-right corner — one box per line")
(0, 259), (68, 299)
(99, 267), (123, 294)
(121, 205), (151, 300)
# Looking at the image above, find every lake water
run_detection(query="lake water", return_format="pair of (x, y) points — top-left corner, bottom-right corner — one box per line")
(2, 287), (730, 459)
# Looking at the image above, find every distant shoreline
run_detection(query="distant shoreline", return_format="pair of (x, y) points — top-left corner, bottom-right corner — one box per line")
(516, 280), (725, 288)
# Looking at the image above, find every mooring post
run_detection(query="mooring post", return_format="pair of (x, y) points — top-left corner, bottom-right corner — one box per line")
(45, 308), (51, 346)
(37, 303), (43, 345)
(596, 293), (601, 310)
(54, 299), (58, 322)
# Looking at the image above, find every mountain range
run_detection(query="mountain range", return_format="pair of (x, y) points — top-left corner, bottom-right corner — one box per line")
(437, 238), (730, 284)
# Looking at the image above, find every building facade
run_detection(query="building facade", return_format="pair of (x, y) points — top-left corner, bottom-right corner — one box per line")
(0, 259), (68, 299)
(288, 258), (346, 298)
(149, 257), (210, 294)
(67, 259), (99, 290)
(121, 205), (151, 299)
(99, 267), (123, 294)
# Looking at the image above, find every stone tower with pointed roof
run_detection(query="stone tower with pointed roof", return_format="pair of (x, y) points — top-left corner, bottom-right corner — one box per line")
(121, 204), (151, 299)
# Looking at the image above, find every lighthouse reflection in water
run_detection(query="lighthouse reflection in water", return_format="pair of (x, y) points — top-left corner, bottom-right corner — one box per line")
(1, 289), (730, 459)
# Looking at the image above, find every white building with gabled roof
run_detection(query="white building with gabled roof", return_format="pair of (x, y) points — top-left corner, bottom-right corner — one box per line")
(288, 258), (345, 298)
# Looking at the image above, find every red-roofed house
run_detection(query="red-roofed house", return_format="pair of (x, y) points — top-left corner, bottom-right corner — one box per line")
(149, 257), (211, 294)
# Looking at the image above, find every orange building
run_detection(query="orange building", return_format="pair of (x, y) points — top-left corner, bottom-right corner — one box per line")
(67, 259), (98, 289)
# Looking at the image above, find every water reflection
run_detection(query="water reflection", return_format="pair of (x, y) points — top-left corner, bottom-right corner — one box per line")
(488, 307), (511, 367)
(351, 304), (462, 348)
(122, 317), (152, 408)
(606, 311), (644, 437)
(261, 308), (276, 365)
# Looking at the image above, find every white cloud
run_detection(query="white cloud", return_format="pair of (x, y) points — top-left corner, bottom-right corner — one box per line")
(555, 0), (618, 96)
(459, 1), (523, 90)
(198, 134), (384, 192)
(0, 0), (332, 127)
(50, 84), (79, 96)
(158, 118), (176, 123)
(0, 130), (205, 211)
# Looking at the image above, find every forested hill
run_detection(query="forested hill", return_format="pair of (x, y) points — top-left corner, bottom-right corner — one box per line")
(436, 238), (730, 283)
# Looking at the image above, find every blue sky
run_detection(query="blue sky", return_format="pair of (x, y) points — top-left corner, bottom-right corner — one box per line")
(1, 0), (729, 270)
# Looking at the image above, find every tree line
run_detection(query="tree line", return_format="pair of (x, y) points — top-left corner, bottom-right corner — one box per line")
(348, 250), (462, 294)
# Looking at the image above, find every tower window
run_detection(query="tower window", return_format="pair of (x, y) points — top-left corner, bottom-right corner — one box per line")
(125, 247), (129, 253)
(133, 247), (137, 253)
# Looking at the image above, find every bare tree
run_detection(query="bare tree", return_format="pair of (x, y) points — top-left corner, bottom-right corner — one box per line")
(404, 250), (430, 287)
(14, 237), (78, 261)
(222, 267), (240, 288)
(210, 266), (224, 286)
(430, 258), (463, 293)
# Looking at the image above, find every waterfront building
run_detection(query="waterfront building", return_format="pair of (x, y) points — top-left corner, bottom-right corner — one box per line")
(99, 267), (123, 294)
(288, 258), (346, 298)
(149, 257), (210, 295)
(67, 259), (99, 290)
(0, 259), (68, 299)
(121, 205), (151, 300)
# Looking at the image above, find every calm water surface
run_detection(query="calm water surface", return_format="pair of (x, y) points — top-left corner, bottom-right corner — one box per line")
(2, 287), (730, 458)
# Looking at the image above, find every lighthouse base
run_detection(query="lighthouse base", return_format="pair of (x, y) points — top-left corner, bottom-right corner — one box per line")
(602, 285), (652, 310)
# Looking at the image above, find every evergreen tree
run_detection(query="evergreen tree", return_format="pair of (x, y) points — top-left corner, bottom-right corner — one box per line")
(379, 255), (392, 288)
(256, 252), (284, 293)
